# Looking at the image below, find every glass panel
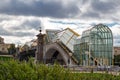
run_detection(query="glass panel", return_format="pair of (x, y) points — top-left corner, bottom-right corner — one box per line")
(78, 24), (113, 66)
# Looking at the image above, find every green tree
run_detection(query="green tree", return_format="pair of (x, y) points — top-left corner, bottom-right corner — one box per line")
(8, 44), (16, 54)
(114, 55), (120, 66)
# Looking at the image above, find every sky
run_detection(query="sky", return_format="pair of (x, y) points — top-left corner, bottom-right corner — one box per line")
(0, 0), (120, 46)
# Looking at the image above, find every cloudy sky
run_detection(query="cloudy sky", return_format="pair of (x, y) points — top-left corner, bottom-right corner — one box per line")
(0, 0), (120, 46)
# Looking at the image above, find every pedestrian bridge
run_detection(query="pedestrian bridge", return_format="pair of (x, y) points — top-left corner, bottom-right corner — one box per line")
(45, 41), (78, 65)
(44, 28), (80, 65)
(18, 24), (113, 66)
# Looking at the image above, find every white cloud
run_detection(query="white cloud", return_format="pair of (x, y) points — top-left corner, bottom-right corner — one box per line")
(0, 14), (40, 44)
(0, 15), (120, 47)
(0, 0), (120, 47)
(109, 24), (120, 46)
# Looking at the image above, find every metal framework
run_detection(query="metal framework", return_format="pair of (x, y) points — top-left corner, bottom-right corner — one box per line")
(45, 24), (113, 66)
(74, 24), (113, 66)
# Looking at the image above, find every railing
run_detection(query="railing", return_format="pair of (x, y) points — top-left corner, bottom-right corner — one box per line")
(63, 65), (120, 75)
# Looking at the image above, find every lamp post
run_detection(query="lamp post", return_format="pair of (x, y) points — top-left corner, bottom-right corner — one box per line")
(35, 27), (45, 63)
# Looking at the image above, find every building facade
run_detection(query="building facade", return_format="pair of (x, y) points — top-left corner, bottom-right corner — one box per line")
(0, 37), (4, 44)
(0, 36), (13, 54)
(74, 24), (113, 66)
(114, 47), (120, 55)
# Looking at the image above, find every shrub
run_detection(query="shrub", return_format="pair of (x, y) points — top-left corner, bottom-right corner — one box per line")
(0, 60), (120, 80)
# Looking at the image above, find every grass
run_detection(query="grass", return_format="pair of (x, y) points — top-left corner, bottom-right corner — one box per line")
(0, 59), (120, 80)
(0, 55), (13, 61)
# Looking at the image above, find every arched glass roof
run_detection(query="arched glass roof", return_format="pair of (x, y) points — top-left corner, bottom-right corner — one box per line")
(76, 24), (113, 66)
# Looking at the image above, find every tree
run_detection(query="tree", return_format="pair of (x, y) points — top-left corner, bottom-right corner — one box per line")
(114, 55), (120, 66)
(8, 44), (16, 54)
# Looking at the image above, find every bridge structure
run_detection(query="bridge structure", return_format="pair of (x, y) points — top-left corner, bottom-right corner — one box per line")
(36, 24), (113, 66)
(39, 28), (80, 65)
(18, 24), (113, 66)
